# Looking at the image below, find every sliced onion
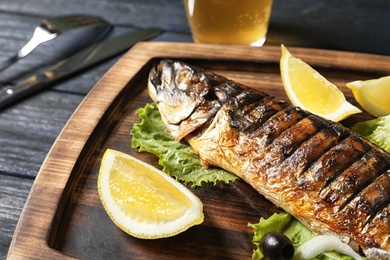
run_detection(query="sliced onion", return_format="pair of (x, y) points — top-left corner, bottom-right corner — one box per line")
(293, 235), (363, 260)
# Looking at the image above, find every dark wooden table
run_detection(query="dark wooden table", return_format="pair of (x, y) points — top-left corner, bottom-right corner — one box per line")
(0, 0), (389, 259)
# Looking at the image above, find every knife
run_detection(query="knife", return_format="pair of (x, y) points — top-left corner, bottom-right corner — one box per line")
(0, 27), (162, 109)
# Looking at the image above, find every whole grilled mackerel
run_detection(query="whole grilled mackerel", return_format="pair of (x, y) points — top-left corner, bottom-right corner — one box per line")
(148, 59), (390, 259)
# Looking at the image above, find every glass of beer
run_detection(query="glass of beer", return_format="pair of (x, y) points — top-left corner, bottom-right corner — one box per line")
(184, 0), (273, 46)
(184, 0), (272, 46)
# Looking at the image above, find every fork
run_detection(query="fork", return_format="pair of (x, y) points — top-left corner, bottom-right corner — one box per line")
(0, 14), (112, 72)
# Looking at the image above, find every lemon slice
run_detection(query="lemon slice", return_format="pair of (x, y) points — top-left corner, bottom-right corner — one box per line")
(98, 149), (204, 239)
(346, 76), (390, 117)
(280, 45), (361, 121)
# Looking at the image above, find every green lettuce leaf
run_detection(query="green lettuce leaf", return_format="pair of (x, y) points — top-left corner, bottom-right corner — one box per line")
(352, 114), (390, 153)
(130, 103), (237, 187)
(283, 217), (315, 249)
(248, 212), (293, 260)
(249, 213), (358, 260)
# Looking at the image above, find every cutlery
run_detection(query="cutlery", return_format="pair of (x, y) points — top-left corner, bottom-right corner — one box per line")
(0, 27), (162, 109)
(0, 14), (112, 72)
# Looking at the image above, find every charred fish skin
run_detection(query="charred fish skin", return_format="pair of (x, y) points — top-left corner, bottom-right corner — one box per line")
(148, 59), (390, 258)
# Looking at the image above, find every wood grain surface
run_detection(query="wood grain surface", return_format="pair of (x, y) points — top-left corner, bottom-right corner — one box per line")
(1, 0), (390, 259)
(6, 42), (390, 259)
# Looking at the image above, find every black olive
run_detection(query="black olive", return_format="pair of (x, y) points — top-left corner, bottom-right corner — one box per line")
(260, 232), (294, 260)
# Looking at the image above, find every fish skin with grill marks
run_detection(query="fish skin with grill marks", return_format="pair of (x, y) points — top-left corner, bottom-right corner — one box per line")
(148, 59), (390, 259)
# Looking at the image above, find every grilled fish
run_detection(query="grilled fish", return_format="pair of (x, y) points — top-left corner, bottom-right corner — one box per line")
(148, 59), (390, 259)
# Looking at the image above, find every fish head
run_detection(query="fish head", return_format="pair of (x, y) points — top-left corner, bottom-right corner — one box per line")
(148, 60), (221, 141)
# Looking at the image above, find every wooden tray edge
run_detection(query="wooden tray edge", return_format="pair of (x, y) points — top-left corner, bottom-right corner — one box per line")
(7, 42), (390, 259)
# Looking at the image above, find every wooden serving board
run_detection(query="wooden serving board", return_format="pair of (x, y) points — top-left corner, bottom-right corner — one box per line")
(7, 42), (390, 259)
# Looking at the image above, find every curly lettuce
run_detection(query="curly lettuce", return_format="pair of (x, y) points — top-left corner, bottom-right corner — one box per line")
(130, 103), (237, 187)
(352, 114), (390, 153)
(249, 213), (361, 260)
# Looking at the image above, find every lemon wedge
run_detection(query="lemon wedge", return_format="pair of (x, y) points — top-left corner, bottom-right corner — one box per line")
(280, 45), (361, 122)
(98, 149), (204, 239)
(346, 76), (390, 117)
